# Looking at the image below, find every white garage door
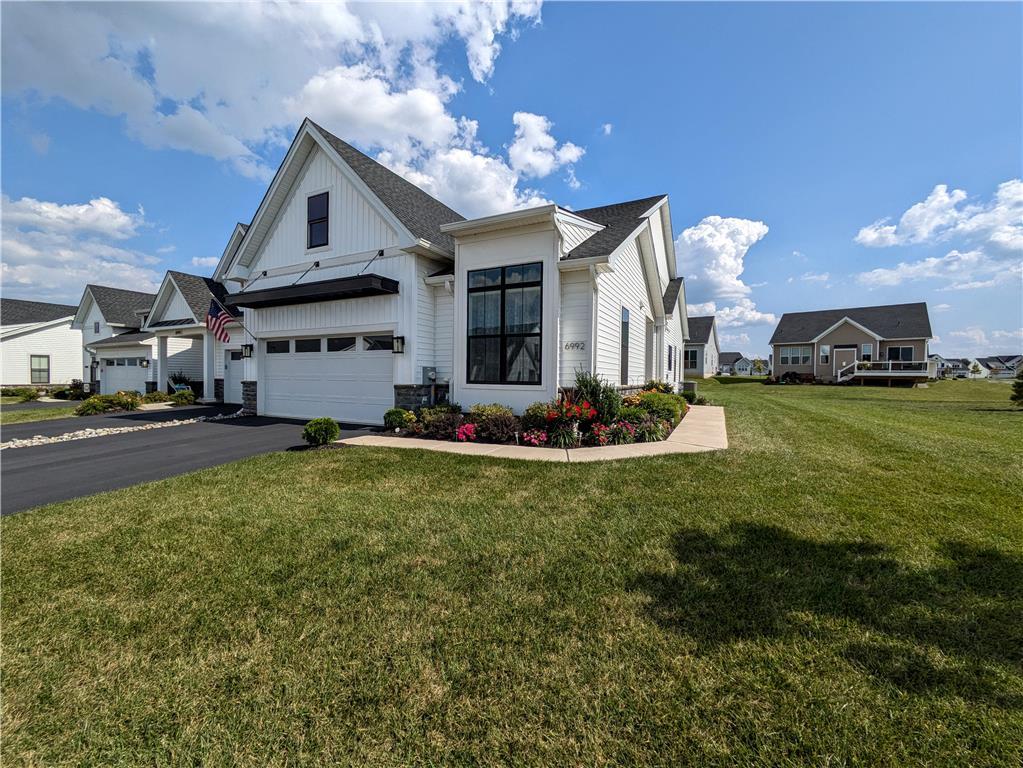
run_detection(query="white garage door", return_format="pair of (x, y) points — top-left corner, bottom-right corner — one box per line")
(100, 356), (149, 395)
(262, 334), (394, 425)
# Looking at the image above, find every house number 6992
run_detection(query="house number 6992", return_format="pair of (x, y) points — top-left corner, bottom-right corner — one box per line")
(564, 341), (586, 350)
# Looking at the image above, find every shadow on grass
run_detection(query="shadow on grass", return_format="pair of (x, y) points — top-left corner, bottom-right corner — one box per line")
(631, 524), (1023, 707)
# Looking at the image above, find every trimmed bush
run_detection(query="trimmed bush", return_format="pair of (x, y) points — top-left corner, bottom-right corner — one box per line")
(468, 402), (514, 420)
(418, 402), (461, 422)
(113, 391), (141, 411)
(384, 408), (417, 431)
(573, 371), (623, 424)
(74, 396), (118, 416)
(303, 417), (341, 446)
(475, 412), (521, 443)
(637, 392), (686, 425)
(142, 391), (172, 403)
(618, 406), (648, 426)
(170, 390), (196, 406)
(422, 412), (463, 441)
(680, 390), (696, 404)
(17, 388), (41, 402)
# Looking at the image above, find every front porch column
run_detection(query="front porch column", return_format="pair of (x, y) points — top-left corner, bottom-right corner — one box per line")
(157, 336), (169, 394)
(201, 329), (216, 403)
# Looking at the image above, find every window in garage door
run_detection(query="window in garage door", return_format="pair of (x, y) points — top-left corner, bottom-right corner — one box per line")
(327, 336), (356, 351)
(295, 338), (321, 353)
(363, 334), (394, 351)
(267, 340), (290, 354)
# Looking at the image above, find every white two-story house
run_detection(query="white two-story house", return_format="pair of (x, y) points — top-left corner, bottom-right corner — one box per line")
(140, 119), (687, 424)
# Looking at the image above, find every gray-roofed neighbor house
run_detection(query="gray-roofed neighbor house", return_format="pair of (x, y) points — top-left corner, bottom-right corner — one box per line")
(769, 302), (933, 384)
(81, 285), (156, 328)
(683, 316), (720, 378)
(167, 271), (241, 320)
(1, 298), (78, 326)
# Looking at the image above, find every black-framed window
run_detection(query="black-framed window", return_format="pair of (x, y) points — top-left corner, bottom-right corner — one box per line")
(667, 345), (674, 372)
(887, 346), (914, 362)
(30, 355), (50, 384)
(326, 336), (356, 352)
(620, 307), (630, 384)
(684, 349), (698, 369)
(295, 338), (321, 353)
(307, 192), (328, 249)
(467, 262), (542, 385)
(93, 321), (100, 334)
(229, 350), (243, 361)
(266, 340), (290, 354)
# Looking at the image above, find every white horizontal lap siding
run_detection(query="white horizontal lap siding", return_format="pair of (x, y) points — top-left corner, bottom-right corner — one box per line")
(415, 257), (439, 383)
(559, 219), (600, 253)
(665, 313), (685, 384)
(165, 337), (203, 381)
(79, 300), (110, 378)
(1, 322), (82, 385)
(558, 270), (592, 386)
(434, 287), (454, 382)
(594, 238), (650, 385)
(252, 147), (402, 273)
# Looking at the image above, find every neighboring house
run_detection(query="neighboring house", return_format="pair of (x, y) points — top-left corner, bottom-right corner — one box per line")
(718, 352), (744, 375)
(976, 355), (1022, 379)
(0, 299), (82, 386)
(929, 354), (971, 379)
(191, 118), (688, 423)
(769, 302), (934, 384)
(732, 356), (755, 376)
(683, 316), (719, 378)
(71, 285), (201, 395)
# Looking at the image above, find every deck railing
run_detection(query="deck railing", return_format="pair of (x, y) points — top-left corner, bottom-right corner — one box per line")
(837, 360), (935, 380)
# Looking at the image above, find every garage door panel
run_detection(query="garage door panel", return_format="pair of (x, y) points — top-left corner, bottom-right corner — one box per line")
(262, 343), (393, 425)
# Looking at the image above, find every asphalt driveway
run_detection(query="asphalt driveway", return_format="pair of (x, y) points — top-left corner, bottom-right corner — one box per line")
(1, 409), (374, 515)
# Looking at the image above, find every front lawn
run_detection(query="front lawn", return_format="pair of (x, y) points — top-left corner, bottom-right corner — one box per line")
(3, 380), (1021, 765)
(0, 405), (79, 425)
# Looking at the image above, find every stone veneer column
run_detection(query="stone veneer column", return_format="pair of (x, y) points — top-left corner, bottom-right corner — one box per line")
(241, 381), (257, 414)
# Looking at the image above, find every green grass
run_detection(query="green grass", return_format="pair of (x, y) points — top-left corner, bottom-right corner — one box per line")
(3, 380), (1021, 765)
(0, 395), (21, 404)
(0, 405), (78, 425)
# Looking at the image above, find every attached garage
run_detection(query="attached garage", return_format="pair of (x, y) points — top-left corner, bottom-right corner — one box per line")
(100, 355), (151, 394)
(261, 333), (395, 425)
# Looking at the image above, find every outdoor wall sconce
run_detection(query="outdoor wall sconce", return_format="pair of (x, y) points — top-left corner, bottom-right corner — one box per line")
(140, 359), (150, 368)
(241, 344), (253, 358)
(392, 336), (405, 354)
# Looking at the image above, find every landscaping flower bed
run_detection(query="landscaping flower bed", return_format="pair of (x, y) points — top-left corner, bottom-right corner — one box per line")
(382, 373), (691, 450)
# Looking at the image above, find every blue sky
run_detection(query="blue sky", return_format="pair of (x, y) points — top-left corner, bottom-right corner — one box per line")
(2, 1), (1020, 357)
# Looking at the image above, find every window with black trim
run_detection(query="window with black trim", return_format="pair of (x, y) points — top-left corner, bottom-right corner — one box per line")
(30, 355), (50, 384)
(668, 345), (674, 372)
(93, 321), (100, 334)
(620, 307), (630, 384)
(327, 336), (356, 352)
(684, 349), (698, 369)
(266, 340), (290, 354)
(467, 262), (542, 385)
(229, 350), (243, 361)
(886, 346), (914, 362)
(307, 192), (328, 249)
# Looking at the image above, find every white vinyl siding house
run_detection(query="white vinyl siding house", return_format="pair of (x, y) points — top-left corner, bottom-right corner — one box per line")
(684, 316), (720, 378)
(1, 300), (82, 386)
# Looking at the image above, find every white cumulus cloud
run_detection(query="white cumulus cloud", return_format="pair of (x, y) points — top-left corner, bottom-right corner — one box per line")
(508, 112), (584, 179)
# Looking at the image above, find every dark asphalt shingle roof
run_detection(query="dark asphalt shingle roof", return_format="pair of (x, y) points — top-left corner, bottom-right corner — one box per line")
(565, 195), (667, 260)
(769, 302), (932, 344)
(719, 352), (744, 366)
(977, 355), (1021, 369)
(686, 316), (715, 345)
(88, 331), (154, 348)
(309, 120), (465, 253)
(662, 277), (684, 316)
(168, 271), (241, 320)
(87, 285), (155, 327)
(1, 298), (78, 325)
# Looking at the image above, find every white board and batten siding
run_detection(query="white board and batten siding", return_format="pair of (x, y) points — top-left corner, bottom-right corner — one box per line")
(242, 147), (403, 275)
(160, 288), (196, 322)
(1, 321), (82, 386)
(594, 238), (651, 385)
(558, 269), (593, 386)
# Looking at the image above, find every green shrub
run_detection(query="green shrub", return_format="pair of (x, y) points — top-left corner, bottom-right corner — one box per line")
(468, 402), (514, 420)
(113, 391), (141, 411)
(303, 417), (341, 446)
(634, 416), (669, 443)
(643, 379), (675, 394)
(619, 405), (648, 426)
(680, 390), (696, 404)
(384, 408), (417, 430)
(169, 371), (192, 386)
(67, 379), (88, 400)
(141, 391), (172, 403)
(475, 412), (520, 443)
(521, 401), (554, 431)
(170, 390), (196, 406)
(74, 395), (117, 416)
(637, 392), (686, 425)
(573, 370), (623, 424)
(17, 388), (41, 402)
(422, 412), (463, 440)
(418, 402), (461, 423)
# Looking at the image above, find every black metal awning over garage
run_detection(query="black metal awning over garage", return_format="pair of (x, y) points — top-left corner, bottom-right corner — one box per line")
(225, 274), (399, 309)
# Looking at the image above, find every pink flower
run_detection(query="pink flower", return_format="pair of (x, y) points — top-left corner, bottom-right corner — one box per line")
(456, 422), (477, 442)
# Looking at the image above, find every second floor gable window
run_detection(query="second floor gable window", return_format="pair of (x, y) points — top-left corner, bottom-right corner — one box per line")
(307, 192), (329, 249)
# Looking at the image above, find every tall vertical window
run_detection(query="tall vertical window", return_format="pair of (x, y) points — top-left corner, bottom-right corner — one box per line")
(820, 345), (830, 364)
(684, 349), (698, 369)
(620, 307), (630, 384)
(668, 345), (674, 372)
(93, 321), (100, 334)
(467, 262), (542, 384)
(30, 355), (50, 384)
(307, 192), (329, 249)
(861, 343), (873, 361)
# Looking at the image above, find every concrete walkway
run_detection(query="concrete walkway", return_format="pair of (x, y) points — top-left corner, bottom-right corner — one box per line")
(338, 405), (728, 462)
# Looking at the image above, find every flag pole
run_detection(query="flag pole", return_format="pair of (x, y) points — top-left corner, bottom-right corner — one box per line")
(209, 295), (257, 345)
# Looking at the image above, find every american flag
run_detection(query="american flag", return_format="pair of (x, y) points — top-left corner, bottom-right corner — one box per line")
(206, 299), (232, 343)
